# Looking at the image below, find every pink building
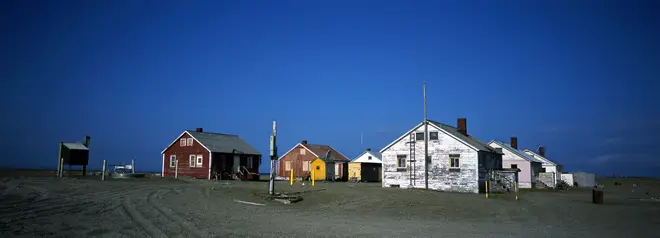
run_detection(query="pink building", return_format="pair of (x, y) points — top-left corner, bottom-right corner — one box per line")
(488, 137), (543, 188)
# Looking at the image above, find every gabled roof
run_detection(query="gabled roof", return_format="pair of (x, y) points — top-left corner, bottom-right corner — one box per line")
(63, 143), (88, 150)
(489, 141), (542, 163)
(379, 120), (502, 154)
(352, 150), (382, 163)
(187, 131), (261, 155)
(161, 130), (261, 155)
(305, 144), (350, 162)
(523, 149), (557, 166)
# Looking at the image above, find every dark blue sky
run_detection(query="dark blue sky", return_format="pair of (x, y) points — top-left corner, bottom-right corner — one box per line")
(1, 0), (658, 177)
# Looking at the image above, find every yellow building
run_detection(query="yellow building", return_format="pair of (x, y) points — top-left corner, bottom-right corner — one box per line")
(311, 158), (326, 180)
(348, 162), (362, 181)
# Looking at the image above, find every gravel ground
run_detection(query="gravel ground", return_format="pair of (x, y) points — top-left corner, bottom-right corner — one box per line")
(1, 173), (659, 238)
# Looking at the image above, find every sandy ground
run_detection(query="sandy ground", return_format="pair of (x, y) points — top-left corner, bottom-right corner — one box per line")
(1, 172), (659, 238)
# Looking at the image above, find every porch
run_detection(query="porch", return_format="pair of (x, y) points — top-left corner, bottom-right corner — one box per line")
(210, 151), (261, 181)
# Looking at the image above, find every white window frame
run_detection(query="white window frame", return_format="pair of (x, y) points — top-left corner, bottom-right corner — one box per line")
(449, 155), (460, 169)
(189, 155), (196, 167)
(430, 132), (439, 140)
(397, 155), (407, 168)
(170, 155), (176, 167)
(285, 161), (292, 171)
(300, 148), (306, 155)
(302, 161), (310, 171)
(196, 155), (203, 167)
(186, 138), (193, 146)
(415, 132), (424, 141)
(247, 156), (253, 168)
(180, 138), (186, 146)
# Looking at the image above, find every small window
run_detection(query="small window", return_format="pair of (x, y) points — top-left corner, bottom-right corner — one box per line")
(540, 168), (546, 173)
(316, 166), (320, 170)
(511, 164), (518, 169)
(430, 132), (439, 140)
(368, 156), (372, 160)
(285, 161), (292, 171)
(397, 155), (407, 168)
(186, 138), (193, 146)
(300, 148), (306, 155)
(247, 156), (253, 168)
(189, 155), (196, 167)
(196, 155), (203, 167)
(169, 155), (176, 167)
(302, 161), (310, 171)
(415, 132), (424, 141)
(180, 139), (186, 146)
(449, 154), (460, 168)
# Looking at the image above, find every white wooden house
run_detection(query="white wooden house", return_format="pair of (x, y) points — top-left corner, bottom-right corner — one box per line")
(379, 118), (503, 194)
(524, 147), (562, 185)
(487, 138), (543, 188)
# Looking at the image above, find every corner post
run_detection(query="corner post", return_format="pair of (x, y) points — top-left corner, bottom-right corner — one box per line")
(57, 142), (63, 177)
(131, 159), (135, 174)
(175, 160), (179, 179)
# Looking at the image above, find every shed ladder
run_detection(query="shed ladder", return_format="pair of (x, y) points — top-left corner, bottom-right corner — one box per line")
(408, 133), (416, 186)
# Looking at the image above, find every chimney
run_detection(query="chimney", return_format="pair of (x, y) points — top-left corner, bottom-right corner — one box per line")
(510, 137), (518, 150)
(195, 128), (203, 132)
(366, 148), (371, 151)
(538, 146), (546, 157)
(301, 140), (308, 145)
(83, 135), (90, 148)
(457, 118), (467, 135)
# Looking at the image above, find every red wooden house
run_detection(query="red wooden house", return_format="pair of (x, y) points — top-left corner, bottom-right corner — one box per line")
(277, 140), (350, 180)
(161, 128), (261, 180)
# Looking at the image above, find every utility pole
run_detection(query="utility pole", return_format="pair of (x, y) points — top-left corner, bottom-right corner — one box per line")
(423, 82), (429, 189)
(268, 121), (278, 195)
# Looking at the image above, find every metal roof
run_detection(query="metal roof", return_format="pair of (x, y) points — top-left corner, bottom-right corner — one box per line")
(490, 141), (543, 163)
(63, 143), (88, 150)
(428, 120), (502, 153)
(304, 144), (350, 162)
(186, 131), (261, 155)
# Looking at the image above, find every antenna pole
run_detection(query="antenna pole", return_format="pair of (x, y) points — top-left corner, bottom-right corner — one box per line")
(360, 133), (363, 146)
(423, 82), (429, 189)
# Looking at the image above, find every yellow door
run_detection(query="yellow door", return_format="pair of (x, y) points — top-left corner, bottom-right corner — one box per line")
(311, 159), (326, 180)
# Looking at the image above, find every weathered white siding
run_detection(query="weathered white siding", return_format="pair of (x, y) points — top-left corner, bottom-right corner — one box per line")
(524, 151), (560, 184)
(561, 173), (574, 186)
(381, 126), (479, 193)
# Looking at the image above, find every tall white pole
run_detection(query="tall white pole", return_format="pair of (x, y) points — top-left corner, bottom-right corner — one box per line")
(102, 160), (107, 181)
(424, 82), (429, 189)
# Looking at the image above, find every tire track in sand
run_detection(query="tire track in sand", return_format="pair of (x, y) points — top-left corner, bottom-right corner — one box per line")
(146, 188), (210, 238)
(121, 197), (167, 238)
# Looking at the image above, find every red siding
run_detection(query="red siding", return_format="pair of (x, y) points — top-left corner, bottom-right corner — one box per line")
(277, 144), (318, 178)
(163, 132), (209, 179)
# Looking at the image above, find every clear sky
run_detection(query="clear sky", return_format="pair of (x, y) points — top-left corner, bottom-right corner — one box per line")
(1, 0), (659, 177)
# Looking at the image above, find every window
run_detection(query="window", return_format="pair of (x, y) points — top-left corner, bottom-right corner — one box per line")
(316, 166), (320, 170)
(415, 132), (424, 141)
(511, 164), (518, 169)
(430, 132), (439, 140)
(449, 154), (460, 169)
(302, 161), (310, 171)
(368, 156), (372, 160)
(189, 155), (196, 167)
(397, 155), (407, 169)
(186, 138), (193, 146)
(196, 155), (203, 167)
(247, 156), (253, 168)
(180, 139), (186, 146)
(169, 155), (176, 167)
(285, 161), (292, 171)
(540, 168), (546, 173)
(300, 148), (306, 155)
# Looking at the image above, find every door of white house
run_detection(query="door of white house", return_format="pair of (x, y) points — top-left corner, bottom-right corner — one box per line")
(233, 155), (240, 173)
